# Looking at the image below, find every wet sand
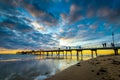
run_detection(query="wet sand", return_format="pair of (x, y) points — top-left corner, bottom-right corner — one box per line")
(46, 55), (120, 80)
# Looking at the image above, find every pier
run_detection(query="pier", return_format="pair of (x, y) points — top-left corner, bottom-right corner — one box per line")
(17, 46), (120, 61)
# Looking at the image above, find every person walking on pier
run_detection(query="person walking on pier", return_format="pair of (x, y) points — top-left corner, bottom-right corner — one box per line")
(102, 43), (107, 48)
(79, 46), (81, 49)
(69, 47), (71, 50)
(66, 47), (68, 50)
(104, 43), (106, 47)
(102, 43), (104, 48)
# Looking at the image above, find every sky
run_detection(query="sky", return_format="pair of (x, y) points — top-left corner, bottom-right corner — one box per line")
(0, 0), (120, 51)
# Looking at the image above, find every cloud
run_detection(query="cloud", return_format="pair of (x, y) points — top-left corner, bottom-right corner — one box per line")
(24, 1), (58, 27)
(68, 4), (84, 24)
(0, 0), (120, 50)
(89, 23), (98, 30)
(0, 16), (33, 33)
(0, 2), (59, 50)
(31, 21), (45, 31)
(0, 28), (59, 49)
(97, 7), (111, 17)
(60, 13), (68, 21)
(86, 9), (96, 18)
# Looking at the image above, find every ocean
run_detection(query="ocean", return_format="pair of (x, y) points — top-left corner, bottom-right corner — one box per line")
(0, 52), (112, 80)
(0, 54), (78, 80)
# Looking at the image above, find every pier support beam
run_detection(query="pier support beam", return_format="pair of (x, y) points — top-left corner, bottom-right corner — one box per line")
(91, 50), (93, 59)
(63, 51), (64, 58)
(95, 50), (97, 57)
(70, 50), (72, 59)
(58, 48), (60, 58)
(76, 50), (79, 61)
(46, 51), (49, 56)
(80, 50), (83, 61)
(77, 50), (83, 61)
(91, 49), (97, 58)
(40, 51), (41, 56)
(51, 51), (53, 56)
(66, 50), (68, 59)
(114, 48), (118, 55)
(43, 51), (45, 59)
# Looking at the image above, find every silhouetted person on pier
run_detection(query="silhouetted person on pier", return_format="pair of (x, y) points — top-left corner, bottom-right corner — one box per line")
(58, 48), (60, 50)
(102, 43), (105, 48)
(79, 46), (81, 49)
(102, 43), (107, 48)
(66, 47), (68, 50)
(104, 43), (106, 47)
(69, 47), (71, 50)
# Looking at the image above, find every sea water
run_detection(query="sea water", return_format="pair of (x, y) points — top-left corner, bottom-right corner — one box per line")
(0, 54), (78, 80)
(0, 53), (109, 80)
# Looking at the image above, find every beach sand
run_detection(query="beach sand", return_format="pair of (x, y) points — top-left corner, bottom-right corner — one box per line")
(46, 55), (120, 80)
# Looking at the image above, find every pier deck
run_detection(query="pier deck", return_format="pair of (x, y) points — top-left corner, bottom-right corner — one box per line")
(17, 47), (120, 60)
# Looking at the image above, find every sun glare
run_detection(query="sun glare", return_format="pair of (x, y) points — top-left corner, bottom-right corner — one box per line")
(59, 38), (73, 46)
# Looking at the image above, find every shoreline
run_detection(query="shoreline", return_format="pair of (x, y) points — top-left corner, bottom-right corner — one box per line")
(46, 55), (120, 80)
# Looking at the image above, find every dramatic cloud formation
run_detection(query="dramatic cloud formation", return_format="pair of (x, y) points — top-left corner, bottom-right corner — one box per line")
(0, 0), (120, 50)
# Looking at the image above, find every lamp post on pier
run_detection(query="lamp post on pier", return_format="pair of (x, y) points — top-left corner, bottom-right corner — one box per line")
(112, 32), (114, 45)
(111, 32), (115, 48)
